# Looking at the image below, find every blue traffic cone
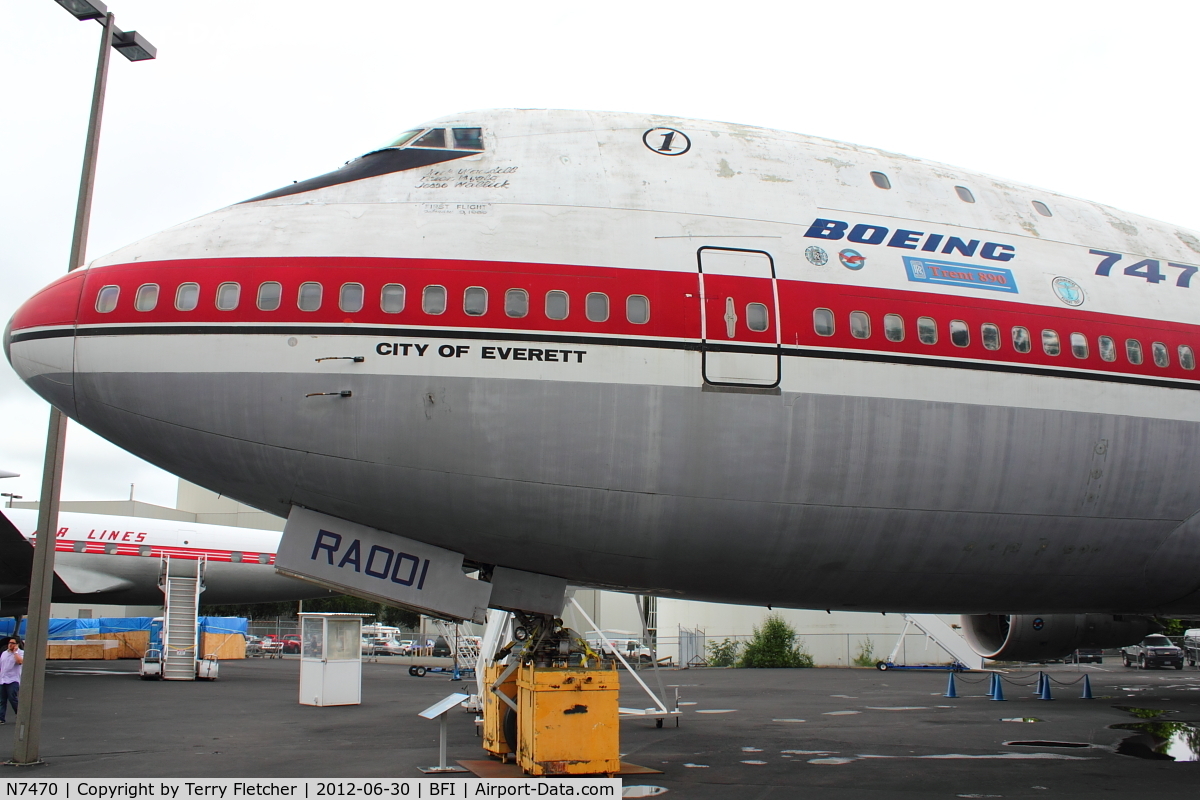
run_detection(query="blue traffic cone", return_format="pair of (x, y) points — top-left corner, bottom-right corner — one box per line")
(987, 672), (998, 698)
(1039, 674), (1054, 701)
(944, 672), (958, 698)
(1081, 674), (1093, 700)
(1035, 671), (1045, 696)
(991, 675), (1006, 701)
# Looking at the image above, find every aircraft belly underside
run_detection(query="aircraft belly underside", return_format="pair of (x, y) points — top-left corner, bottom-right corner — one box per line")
(64, 349), (1200, 616)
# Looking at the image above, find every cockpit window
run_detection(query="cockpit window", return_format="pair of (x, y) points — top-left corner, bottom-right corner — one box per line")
(412, 128), (447, 148)
(452, 128), (484, 150)
(385, 129), (423, 148)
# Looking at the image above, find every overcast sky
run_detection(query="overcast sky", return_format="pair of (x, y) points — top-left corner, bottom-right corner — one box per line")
(2, 0), (1198, 510)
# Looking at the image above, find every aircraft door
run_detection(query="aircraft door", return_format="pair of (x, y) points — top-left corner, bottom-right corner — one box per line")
(697, 247), (781, 387)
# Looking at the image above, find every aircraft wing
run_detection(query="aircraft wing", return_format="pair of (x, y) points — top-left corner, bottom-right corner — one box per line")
(0, 510), (34, 601)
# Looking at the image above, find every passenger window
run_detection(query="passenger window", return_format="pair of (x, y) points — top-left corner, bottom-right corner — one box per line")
(745, 302), (768, 332)
(175, 283), (199, 312)
(1032, 200), (1053, 217)
(422, 285), (447, 315)
(339, 283), (364, 313)
(849, 311), (870, 339)
(546, 291), (568, 320)
(412, 128), (446, 148)
(1126, 339), (1143, 365)
(883, 314), (904, 342)
(917, 316), (937, 345)
(464, 286), (487, 316)
(134, 284), (158, 312)
(949, 319), (969, 347)
(257, 281), (282, 311)
(813, 308), (835, 337)
(870, 171), (891, 189)
(104, 543), (118, 555)
(1012, 326), (1031, 354)
(955, 186), (975, 203)
(1179, 345), (1195, 370)
(1042, 329), (1061, 356)
(981, 323), (1000, 350)
(586, 292), (609, 322)
(138, 545), (151, 556)
(627, 294), (650, 325)
(95, 286), (119, 313)
(1070, 332), (1089, 359)
(452, 128), (484, 150)
(216, 282), (240, 311)
(298, 282), (322, 312)
(1152, 342), (1170, 368)
(257, 553), (270, 564)
(505, 289), (529, 318)
(380, 283), (405, 314)
(72, 541), (86, 553)
(1098, 335), (1116, 362)
(231, 552), (243, 564)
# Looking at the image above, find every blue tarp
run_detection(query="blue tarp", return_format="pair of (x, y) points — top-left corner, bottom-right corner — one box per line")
(0, 616), (247, 639)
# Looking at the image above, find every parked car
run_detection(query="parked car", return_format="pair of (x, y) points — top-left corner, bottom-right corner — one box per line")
(281, 634), (302, 654)
(369, 637), (407, 656)
(1122, 635), (1184, 669)
(244, 635), (264, 656)
(1063, 647), (1103, 664)
(1184, 629), (1200, 667)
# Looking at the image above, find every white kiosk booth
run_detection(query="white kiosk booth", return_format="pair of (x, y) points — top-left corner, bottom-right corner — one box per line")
(299, 613), (368, 707)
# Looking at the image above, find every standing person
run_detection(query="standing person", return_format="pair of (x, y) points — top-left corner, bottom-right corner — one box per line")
(0, 637), (23, 725)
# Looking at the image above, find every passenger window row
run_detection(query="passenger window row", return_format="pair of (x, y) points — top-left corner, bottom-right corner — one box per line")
(96, 282), (651, 324)
(813, 308), (1195, 370)
(868, 170), (1052, 217)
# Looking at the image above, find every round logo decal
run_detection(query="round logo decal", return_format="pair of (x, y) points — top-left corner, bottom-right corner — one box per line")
(805, 246), (829, 266)
(642, 127), (691, 156)
(839, 249), (865, 270)
(1032, 618), (1045, 631)
(1052, 276), (1084, 306)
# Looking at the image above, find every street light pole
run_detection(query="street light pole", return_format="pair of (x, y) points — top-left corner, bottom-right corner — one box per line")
(11, 3), (153, 765)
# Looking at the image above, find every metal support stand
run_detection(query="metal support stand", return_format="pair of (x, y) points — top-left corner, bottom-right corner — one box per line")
(417, 693), (471, 774)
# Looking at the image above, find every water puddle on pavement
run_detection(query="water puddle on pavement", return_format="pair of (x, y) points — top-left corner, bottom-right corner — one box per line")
(1003, 741), (1090, 748)
(1111, 705), (1200, 760)
(1000, 717), (1043, 722)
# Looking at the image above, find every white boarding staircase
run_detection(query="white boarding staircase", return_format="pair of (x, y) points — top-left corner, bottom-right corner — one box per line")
(432, 619), (480, 675)
(161, 556), (206, 680)
(887, 614), (985, 670)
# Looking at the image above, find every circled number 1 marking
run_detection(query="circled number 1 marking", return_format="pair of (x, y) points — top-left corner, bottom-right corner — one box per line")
(643, 127), (691, 156)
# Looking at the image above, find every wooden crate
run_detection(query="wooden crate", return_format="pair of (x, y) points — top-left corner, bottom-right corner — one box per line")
(86, 631), (150, 659)
(201, 632), (246, 660)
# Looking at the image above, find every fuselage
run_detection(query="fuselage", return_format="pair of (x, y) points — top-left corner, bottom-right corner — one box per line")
(8, 109), (1200, 615)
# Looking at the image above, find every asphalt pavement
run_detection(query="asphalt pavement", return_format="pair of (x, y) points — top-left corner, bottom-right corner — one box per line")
(0, 658), (1197, 798)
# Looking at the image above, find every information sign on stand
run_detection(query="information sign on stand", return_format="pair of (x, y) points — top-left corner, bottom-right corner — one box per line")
(298, 613), (369, 707)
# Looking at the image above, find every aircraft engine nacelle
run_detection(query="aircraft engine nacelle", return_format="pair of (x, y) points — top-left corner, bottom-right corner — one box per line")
(962, 613), (1159, 662)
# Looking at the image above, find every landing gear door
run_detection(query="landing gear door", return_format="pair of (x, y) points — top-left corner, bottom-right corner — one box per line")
(698, 247), (781, 388)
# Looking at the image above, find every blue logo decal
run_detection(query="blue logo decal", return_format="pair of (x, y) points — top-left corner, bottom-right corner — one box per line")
(903, 257), (1018, 294)
(1051, 276), (1084, 306)
(839, 249), (865, 270)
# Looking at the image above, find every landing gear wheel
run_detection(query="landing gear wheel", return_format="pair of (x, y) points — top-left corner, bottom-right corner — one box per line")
(414, 666), (427, 677)
(876, 661), (888, 671)
(513, 627), (530, 642)
(502, 706), (518, 753)
(408, 666), (418, 676)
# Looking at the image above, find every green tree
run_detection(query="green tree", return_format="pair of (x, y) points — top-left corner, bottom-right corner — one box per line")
(707, 638), (742, 667)
(739, 614), (814, 668)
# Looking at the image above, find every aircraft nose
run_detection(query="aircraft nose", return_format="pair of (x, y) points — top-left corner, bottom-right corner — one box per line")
(5, 271), (85, 419)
